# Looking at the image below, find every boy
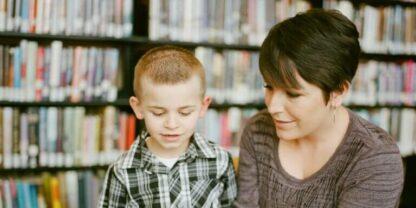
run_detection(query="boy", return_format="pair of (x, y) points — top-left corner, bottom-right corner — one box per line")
(98, 46), (237, 207)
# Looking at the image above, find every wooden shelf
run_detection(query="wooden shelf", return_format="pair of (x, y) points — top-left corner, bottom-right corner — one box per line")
(0, 165), (109, 175)
(0, 99), (131, 107)
(354, 0), (416, 7)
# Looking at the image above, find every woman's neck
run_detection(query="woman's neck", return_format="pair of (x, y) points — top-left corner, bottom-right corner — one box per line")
(281, 107), (350, 152)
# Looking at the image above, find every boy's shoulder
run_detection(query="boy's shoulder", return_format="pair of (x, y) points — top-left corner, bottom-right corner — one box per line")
(110, 132), (231, 170)
(111, 136), (143, 170)
(192, 132), (231, 160)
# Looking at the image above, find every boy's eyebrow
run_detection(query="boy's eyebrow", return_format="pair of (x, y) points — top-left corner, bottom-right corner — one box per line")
(147, 105), (196, 110)
(147, 106), (166, 110)
(178, 106), (196, 110)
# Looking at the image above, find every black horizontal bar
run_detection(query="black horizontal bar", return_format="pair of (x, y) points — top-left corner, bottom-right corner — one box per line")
(353, 0), (416, 7)
(0, 99), (130, 107)
(0, 165), (109, 175)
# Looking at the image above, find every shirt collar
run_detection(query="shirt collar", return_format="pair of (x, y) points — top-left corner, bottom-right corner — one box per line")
(120, 131), (216, 169)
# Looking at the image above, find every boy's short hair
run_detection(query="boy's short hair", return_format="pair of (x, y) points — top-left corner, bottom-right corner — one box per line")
(133, 45), (206, 98)
(259, 9), (360, 103)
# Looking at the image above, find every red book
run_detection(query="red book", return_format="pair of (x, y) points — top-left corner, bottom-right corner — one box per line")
(126, 115), (136, 149)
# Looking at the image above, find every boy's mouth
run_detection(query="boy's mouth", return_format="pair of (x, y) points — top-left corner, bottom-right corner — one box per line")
(161, 134), (181, 141)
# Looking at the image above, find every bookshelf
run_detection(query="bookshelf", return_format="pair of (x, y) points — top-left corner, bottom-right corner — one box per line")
(0, 0), (415, 207)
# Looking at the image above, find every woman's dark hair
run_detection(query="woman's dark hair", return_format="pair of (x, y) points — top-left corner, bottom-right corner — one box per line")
(259, 9), (360, 102)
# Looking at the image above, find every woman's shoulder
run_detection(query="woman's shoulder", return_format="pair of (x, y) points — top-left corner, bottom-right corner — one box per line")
(243, 109), (275, 133)
(347, 109), (399, 153)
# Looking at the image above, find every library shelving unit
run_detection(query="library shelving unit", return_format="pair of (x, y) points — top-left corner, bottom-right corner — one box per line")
(0, 0), (415, 207)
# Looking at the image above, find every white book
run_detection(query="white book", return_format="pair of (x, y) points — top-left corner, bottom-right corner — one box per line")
(13, 0), (20, 31)
(149, 0), (160, 39)
(99, 0), (107, 36)
(106, 0), (115, 37)
(168, 0), (178, 40)
(84, 0), (93, 35)
(362, 5), (379, 53)
(122, 0), (133, 36)
(35, 0), (43, 33)
(183, 0), (192, 41)
(47, 107), (58, 167)
(103, 106), (115, 156)
(91, 0), (100, 36)
(65, 0), (73, 35)
(3, 181), (12, 208)
(57, 0), (65, 34)
(398, 109), (415, 156)
(49, 41), (62, 101)
(42, 0), (51, 33)
(26, 41), (37, 101)
(0, 0), (6, 31)
(63, 107), (74, 167)
(19, 113), (29, 168)
(338, 0), (354, 20)
(114, 0), (123, 38)
(6, 0), (14, 31)
(49, 0), (58, 34)
(256, 0), (266, 45)
(74, 107), (85, 165)
(3, 107), (13, 169)
(66, 171), (80, 208)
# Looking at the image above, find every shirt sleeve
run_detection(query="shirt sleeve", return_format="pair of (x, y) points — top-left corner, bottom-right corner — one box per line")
(337, 144), (404, 208)
(220, 153), (237, 207)
(97, 164), (129, 208)
(233, 124), (260, 208)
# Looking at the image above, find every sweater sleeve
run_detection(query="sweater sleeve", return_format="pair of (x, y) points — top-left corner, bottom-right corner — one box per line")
(234, 123), (260, 208)
(338, 144), (404, 208)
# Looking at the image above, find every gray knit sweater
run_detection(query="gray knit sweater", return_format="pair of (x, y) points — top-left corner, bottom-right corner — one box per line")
(234, 109), (404, 208)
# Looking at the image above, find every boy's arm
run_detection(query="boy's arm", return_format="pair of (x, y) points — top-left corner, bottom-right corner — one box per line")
(220, 153), (237, 207)
(97, 164), (129, 208)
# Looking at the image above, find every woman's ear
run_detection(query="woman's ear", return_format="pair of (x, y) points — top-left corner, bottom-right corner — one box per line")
(199, 96), (212, 117)
(129, 96), (144, 119)
(330, 82), (350, 107)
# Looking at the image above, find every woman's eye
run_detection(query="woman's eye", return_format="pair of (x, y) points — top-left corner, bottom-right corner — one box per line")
(286, 91), (301, 98)
(263, 84), (272, 90)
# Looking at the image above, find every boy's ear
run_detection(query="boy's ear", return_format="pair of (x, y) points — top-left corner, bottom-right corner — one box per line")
(330, 82), (350, 107)
(129, 96), (144, 119)
(199, 96), (212, 117)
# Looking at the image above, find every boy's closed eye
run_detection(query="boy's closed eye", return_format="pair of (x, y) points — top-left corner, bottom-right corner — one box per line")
(150, 110), (165, 116)
(179, 110), (193, 116)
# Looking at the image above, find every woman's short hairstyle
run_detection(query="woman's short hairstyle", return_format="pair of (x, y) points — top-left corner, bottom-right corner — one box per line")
(259, 9), (360, 102)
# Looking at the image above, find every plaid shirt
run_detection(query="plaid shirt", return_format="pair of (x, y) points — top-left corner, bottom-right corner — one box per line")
(97, 131), (237, 208)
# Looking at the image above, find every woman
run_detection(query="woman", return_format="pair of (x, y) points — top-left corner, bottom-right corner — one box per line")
(235, 9), (404, 208)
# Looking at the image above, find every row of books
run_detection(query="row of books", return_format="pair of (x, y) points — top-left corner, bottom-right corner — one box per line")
(0, 171), (105, 208)
(355, 108), (416, 157)
(344, 60), (416, 105)
(197, 108), (258, 157)
(0, 0), (133, 37)
(0, 106), (136, 169)
(0, 40), (121, 102)
(195, 47), (264, 104)
(149, 0), (311, 45)
(324, 0), (416, 55)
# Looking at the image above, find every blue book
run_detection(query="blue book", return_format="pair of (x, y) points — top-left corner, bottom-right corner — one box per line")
(16, 182), (25, 208)
(30, 185), (38, 208)
(13, 48), (21, 89)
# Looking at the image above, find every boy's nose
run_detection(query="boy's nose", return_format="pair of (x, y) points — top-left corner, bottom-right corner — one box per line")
(164, 115), (179, 129)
